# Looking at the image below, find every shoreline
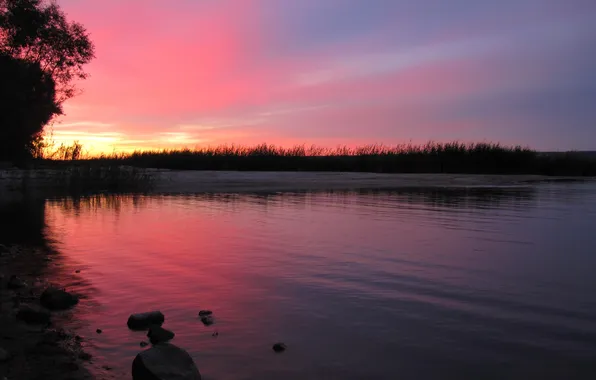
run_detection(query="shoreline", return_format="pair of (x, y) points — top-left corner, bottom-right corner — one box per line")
(1, 170), (593, 198)
(0, 243), (95, 380)
(150, 171), (594, 194)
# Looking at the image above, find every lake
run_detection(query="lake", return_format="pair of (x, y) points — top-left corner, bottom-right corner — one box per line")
(38, 183), (596, 379)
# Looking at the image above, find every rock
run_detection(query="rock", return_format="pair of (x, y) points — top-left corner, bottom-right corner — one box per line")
(132, 343), (201, 380)
(7, 275), (25, 289)
(197, 310), (212, 317)
(40, 287), (79, 310)
(140, 341), (149, 347)
(75, 270), (81, 274)
(211, 332), (218, 337)
(0, 347), (10, 362)
(199, 316), (214, 326)
(16, 304), (51, 324)
(79, 352), (92, 361)
(272, 343), (287, 353)
(127, 311), (165, 330)
(147, 325), (175, 345)
(96, 329), (102, 334)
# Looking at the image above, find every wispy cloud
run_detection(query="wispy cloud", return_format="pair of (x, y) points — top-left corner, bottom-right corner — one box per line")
(56, 121), (115, 129)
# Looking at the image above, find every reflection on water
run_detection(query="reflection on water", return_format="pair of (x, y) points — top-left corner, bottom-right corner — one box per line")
(39, 184), (596, 379)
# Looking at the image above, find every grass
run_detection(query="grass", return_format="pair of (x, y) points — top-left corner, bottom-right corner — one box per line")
(63, 142), (596, 176)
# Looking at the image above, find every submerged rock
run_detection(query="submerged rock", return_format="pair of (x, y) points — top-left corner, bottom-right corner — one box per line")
(40, 287), (79, 310)
(272, 343), (287, 353)
(132, 343), (201, 380)
(197, 310), (212, 317)
(127, 311), (165, 330)
(147, 325), (175, 345)
(199, 316), (214, 326)
(7, 275), (25, 289)
(16, 304), (51, 324)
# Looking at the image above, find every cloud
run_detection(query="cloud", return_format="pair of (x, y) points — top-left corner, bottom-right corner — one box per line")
(56, 121), (114, 129)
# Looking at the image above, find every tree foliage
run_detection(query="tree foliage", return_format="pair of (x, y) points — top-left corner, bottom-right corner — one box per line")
(0, 0), (95, 104)
(0, 53), (59, 160)
(0, 0), (94, 161)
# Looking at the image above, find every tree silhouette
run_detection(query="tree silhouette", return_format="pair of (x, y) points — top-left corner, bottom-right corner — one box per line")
(0, 53), (59, 161)
(0, 0), (94, 161)
(1, 0), (95, 103)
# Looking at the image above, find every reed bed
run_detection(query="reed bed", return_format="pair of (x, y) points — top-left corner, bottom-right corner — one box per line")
(76, 142), (596, 176)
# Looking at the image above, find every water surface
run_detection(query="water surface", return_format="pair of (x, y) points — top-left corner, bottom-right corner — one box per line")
(42, 184), (596, 379)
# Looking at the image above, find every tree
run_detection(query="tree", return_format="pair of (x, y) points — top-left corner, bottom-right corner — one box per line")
(0, 53), (59, 161)
(0, 0), (94, 160)
(0, 0), (95, 104)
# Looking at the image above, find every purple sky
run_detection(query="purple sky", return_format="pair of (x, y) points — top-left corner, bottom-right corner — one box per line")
(56, 0), (596, 152)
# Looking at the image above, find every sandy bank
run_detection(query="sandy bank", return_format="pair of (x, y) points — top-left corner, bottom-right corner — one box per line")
(1, 169), (593, 197)
(151, 171), (592, 194)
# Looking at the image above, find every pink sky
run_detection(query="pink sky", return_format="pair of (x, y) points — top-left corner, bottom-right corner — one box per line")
(55, 0), (596, 153)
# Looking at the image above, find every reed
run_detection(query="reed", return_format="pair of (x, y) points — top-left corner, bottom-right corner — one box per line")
(72, 142), (596, 176)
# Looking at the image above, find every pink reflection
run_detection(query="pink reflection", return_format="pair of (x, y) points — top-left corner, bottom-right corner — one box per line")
(41, 190), (596, 379)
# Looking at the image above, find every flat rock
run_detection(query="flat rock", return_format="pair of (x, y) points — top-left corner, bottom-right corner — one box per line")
(40, 287), (79, 310)
(148, 325), (175, 345)
(16, 304), (51, 324)
(127, 311), (165, 330)
(132, 343), (201, 380)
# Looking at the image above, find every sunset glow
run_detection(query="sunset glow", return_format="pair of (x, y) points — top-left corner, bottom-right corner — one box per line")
(55, 0), (596, 153)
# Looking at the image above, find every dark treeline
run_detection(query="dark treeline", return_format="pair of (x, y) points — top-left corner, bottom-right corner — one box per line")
(47, 142), (596, 176)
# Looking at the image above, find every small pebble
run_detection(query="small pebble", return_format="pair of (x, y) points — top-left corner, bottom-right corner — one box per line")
(272, 343), (287, 353)
(212, 332), (219, 337)
(140, 341), (148, 347)
(198, 310), (213, 317)
(102, 365), (112, 371)
(96, 329), (102, 334)
(75, 270), (80, 274)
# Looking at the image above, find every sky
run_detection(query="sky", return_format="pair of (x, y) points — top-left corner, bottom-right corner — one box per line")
(55, 0), (596, 153)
